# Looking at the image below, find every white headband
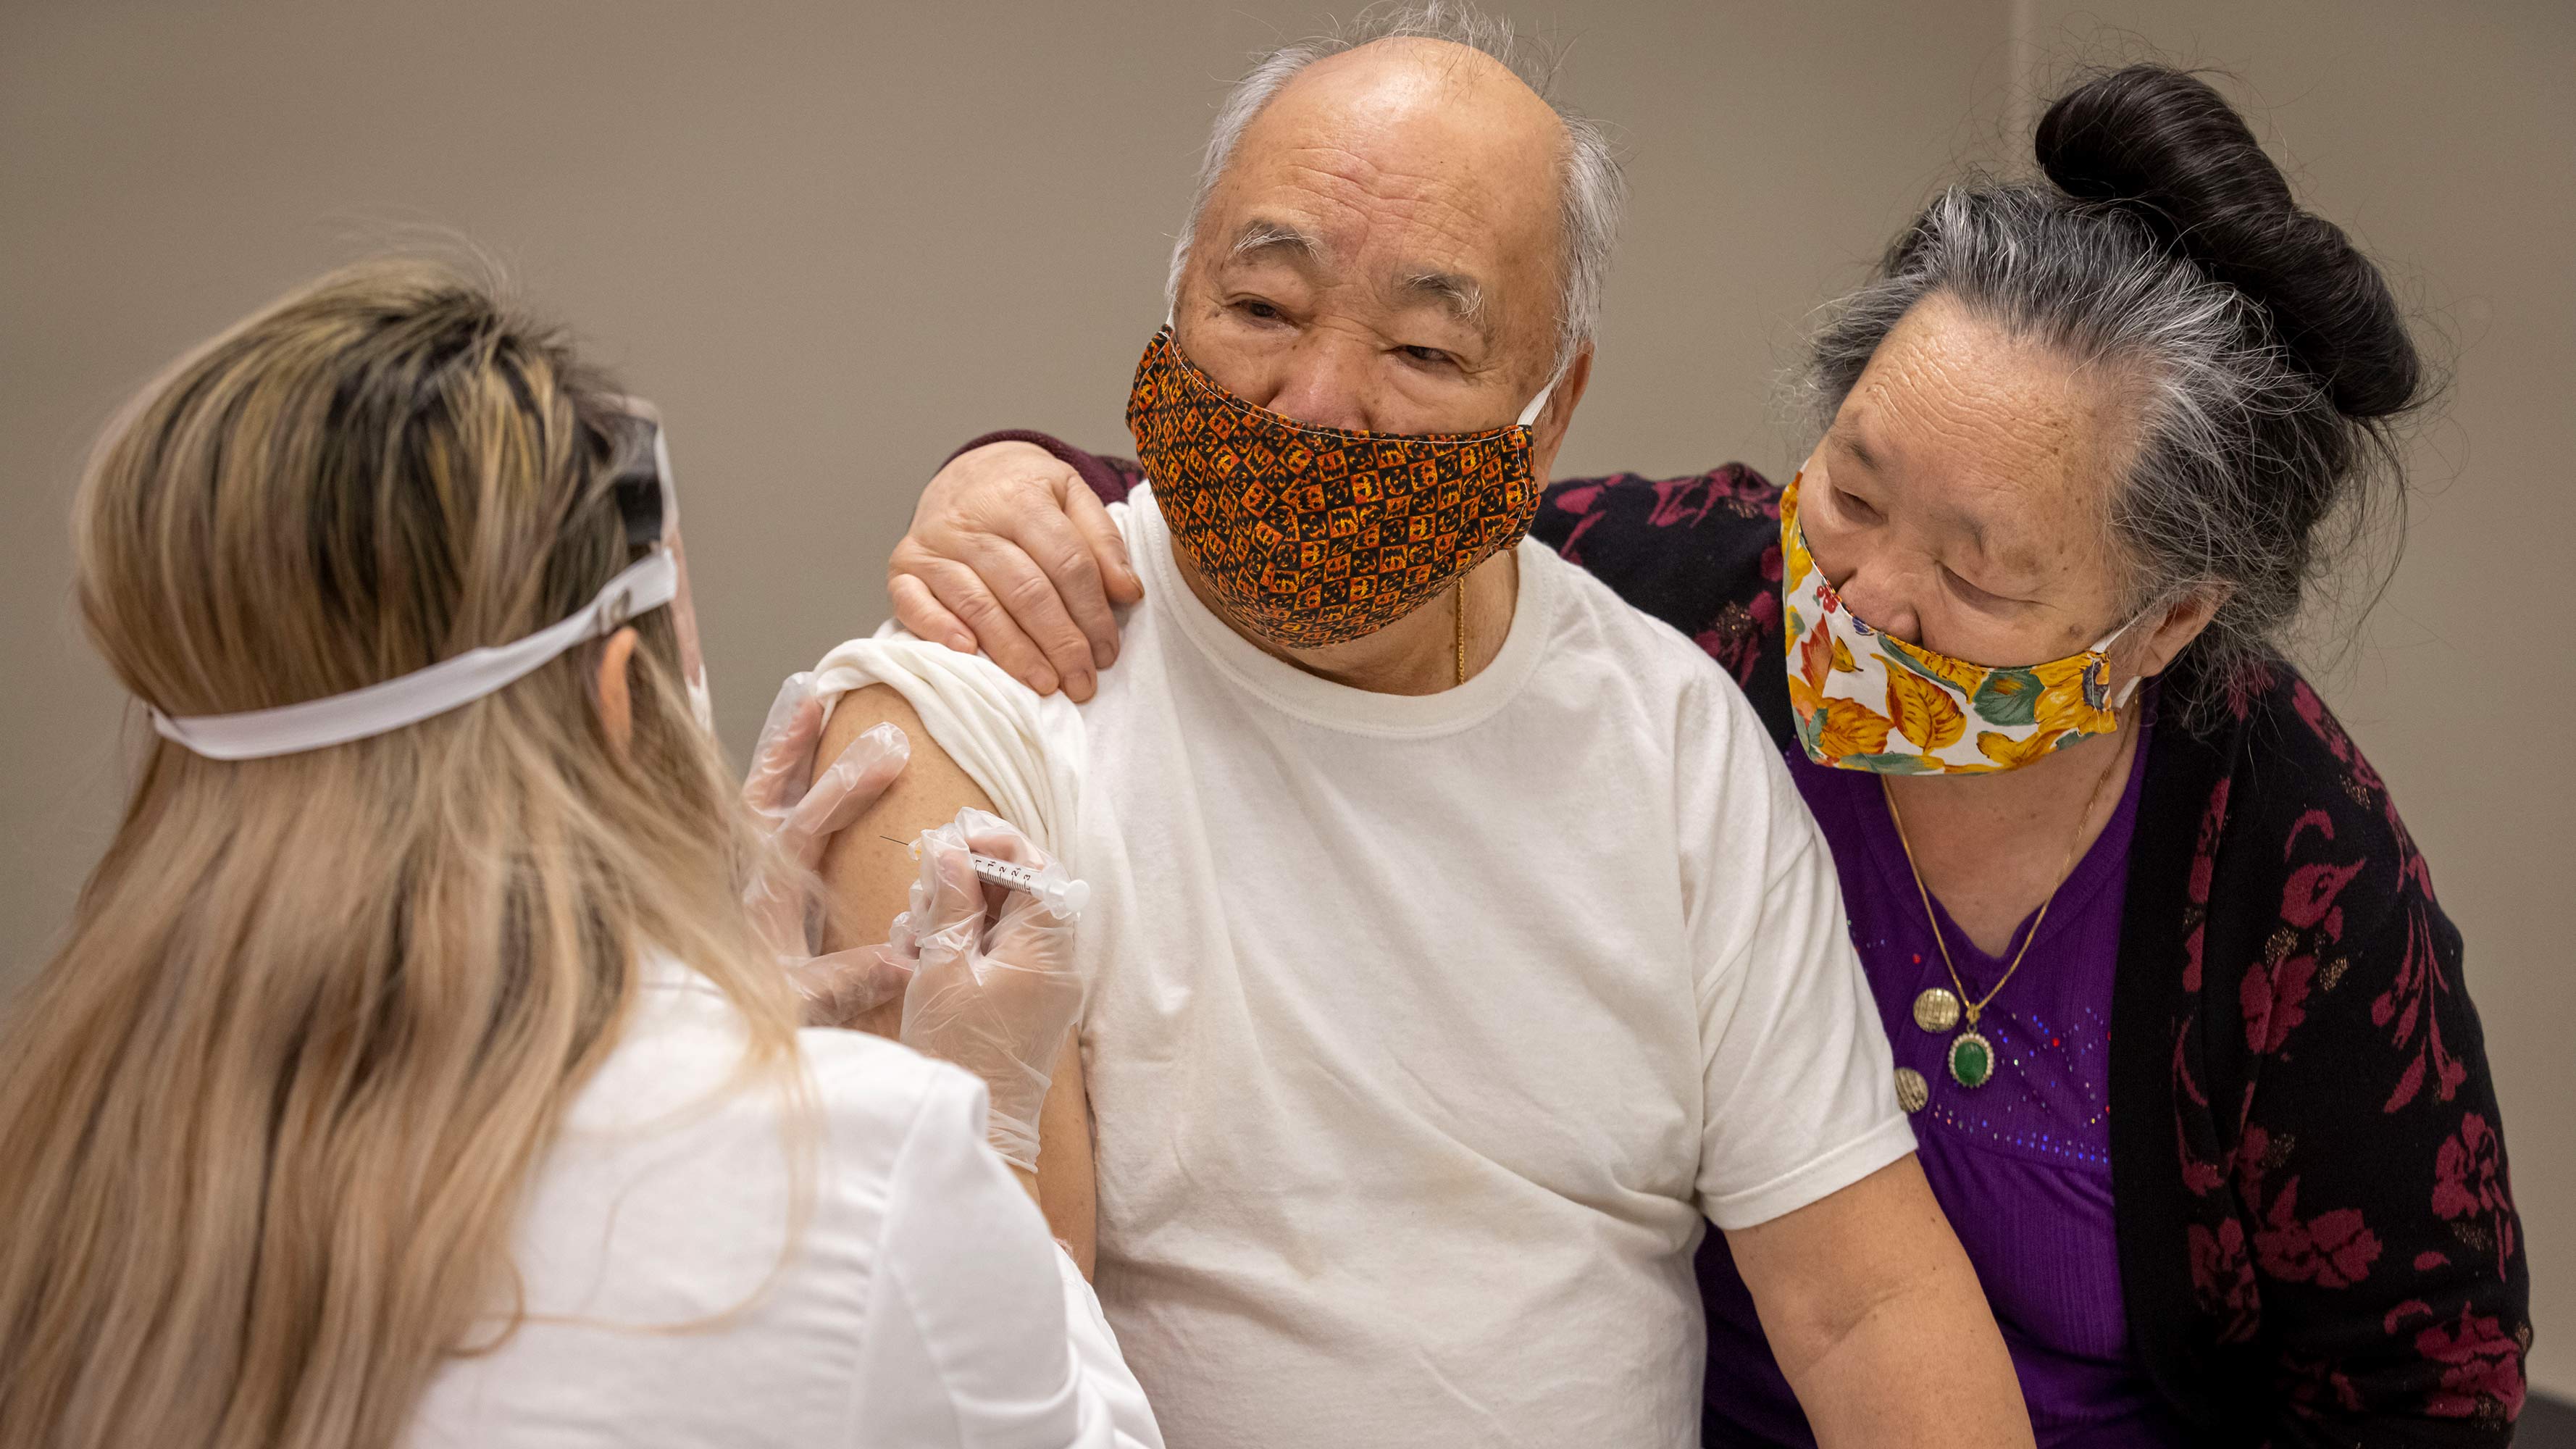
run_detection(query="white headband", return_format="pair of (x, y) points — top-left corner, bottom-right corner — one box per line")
(149, 548), (679, 761)
(151, 403), (682, 761)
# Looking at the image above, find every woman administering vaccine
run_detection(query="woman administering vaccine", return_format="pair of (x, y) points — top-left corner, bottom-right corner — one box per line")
(0, 263), (1161, 1449)
(871, 68), (2528, 1445)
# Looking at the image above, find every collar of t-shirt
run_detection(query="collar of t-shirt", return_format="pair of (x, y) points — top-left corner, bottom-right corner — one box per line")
(1126, 482), (1559, 739)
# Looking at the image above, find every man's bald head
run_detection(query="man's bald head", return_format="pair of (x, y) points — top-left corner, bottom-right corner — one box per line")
(1168, 6), (1622, 373)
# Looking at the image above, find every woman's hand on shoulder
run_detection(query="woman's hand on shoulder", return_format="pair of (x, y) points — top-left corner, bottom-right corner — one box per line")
(889, 809), (1089, 1175)
(889, 443), (1142, 702)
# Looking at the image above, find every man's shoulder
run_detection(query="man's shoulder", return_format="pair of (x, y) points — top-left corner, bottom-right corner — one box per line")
(1523, 545), (1795, 827)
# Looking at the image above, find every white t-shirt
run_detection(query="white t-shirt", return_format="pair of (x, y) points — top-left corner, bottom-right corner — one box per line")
(407, 956), (1161, 1449)
(809, 485), (1910, 1448)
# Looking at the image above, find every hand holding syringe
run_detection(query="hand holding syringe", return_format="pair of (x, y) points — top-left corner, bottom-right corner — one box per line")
(879, 833), (1092, 919)
(887, 808), (1090, 1173)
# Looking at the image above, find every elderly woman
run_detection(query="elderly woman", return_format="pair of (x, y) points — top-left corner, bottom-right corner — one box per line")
(871, 66), (2529, 1447)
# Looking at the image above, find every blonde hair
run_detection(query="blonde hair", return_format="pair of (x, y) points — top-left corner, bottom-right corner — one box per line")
(0, 259), (801, 1449)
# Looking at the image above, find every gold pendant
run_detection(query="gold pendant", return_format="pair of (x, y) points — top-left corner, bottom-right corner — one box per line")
(1948, 1030), (1995, 1089)
(1894, 1066), (1929, 1114)
(1912, 987), (1962, 1033)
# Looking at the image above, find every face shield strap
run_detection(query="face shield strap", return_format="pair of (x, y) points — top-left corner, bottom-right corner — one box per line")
(150, 549), (679, 761)
(151, 403), (685, 761)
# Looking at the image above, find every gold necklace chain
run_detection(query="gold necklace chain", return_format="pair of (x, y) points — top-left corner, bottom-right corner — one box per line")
(1879, 727), (2128, 1029)
(1453, 577), (1468, 688)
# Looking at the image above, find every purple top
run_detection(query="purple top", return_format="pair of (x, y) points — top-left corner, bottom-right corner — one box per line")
(1697, 719), (2191, 1448)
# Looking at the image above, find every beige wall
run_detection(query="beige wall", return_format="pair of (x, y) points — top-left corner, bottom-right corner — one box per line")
(2, 0), (2564, 1398)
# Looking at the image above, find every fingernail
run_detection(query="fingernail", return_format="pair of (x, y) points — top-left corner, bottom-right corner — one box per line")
(1068, 671), (1094, 699)
(1032, 668), (1061, 694)
(860, 721), (910, 757)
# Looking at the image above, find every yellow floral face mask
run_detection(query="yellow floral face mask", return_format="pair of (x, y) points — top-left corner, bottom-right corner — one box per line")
(1781, 475), (2139, 774)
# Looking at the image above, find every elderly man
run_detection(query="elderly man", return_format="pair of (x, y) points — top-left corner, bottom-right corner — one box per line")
(808, 16), (2029, 1448)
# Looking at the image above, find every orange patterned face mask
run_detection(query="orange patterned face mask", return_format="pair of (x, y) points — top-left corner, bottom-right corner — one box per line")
(1125, 326), (1558, 648)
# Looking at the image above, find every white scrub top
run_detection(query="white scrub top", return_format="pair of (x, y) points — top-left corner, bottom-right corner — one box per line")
(408, 953), (1161, 1448)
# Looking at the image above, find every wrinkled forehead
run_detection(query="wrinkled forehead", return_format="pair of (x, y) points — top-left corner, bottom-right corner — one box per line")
(1833, 297), (2142, 580)
(1198, 45), (1567, 337)
(1854, 303), (2137, 507)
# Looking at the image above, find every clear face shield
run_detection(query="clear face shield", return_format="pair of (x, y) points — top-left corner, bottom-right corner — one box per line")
(603, 401), (714, 731)
(151, 400), (708, 759)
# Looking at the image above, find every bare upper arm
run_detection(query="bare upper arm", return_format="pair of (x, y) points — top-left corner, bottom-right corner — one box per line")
(811, 681), (1096, 1270)
(814, 684), (998, 1039)
(1037, 1035), (1095, 1278)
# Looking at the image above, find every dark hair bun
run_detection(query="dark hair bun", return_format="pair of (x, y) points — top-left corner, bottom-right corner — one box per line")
(2036, 64), (2420, 418)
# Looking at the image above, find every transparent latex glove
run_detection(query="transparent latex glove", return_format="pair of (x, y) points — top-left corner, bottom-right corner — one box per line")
(886, 440), (1142, 702)
(892, 808), (1087, 1172)
(743, 672), (914, 1027)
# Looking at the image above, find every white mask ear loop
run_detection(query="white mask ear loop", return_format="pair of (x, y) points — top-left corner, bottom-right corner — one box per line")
(2091, 607), (2156, 709)
(1515, 356), (1571, 429)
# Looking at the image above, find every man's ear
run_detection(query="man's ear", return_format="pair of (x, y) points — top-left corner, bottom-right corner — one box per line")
(595, 626), (640, 755)
(2123, 587), (2231, 686)
(1529, 343), (1594, 482)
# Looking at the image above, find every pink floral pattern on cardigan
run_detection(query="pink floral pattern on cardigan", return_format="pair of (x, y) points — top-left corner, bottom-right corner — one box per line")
(1526, 465), (2530, 1446)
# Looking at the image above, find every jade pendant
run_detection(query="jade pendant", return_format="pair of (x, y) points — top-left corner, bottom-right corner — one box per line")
(1948, 1030), (1994, 1089)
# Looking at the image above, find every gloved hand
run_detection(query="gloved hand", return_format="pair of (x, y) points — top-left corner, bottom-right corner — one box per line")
(743, 672), (915, 1027)
(891, 809), (1087, 1173)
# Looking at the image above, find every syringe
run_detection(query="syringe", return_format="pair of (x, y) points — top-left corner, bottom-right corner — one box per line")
(879, 835), (1092, 919)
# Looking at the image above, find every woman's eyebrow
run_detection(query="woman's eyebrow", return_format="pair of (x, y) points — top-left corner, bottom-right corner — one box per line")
(1828, 424), (1881, 472)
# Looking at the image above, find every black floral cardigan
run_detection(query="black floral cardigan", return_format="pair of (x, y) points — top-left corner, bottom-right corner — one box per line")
(981, 433), (2533, 1446)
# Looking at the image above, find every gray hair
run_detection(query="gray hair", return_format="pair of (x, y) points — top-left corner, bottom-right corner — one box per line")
(1166, 1), (1625, 371)
(1799, 66), (2425, 730)
(1799, 180), (2411, 724)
